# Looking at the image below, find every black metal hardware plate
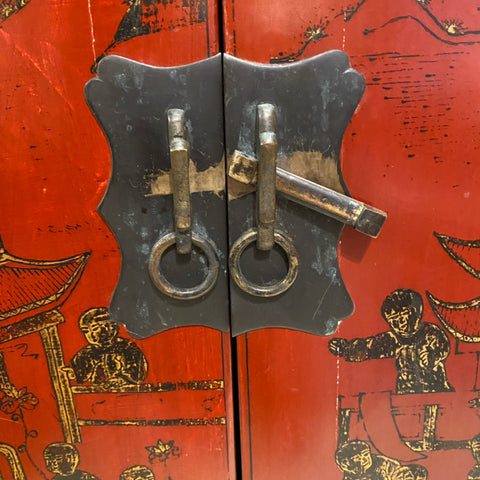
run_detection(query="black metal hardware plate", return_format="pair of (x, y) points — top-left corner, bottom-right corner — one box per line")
(85, 54), (229, 337)
(224, 51), (365, 335)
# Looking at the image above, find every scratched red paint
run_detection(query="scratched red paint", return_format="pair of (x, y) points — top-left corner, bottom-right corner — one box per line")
(224, 0), (480, 478)
(1, 0), (480, 478)
(0, 1), (233, 479)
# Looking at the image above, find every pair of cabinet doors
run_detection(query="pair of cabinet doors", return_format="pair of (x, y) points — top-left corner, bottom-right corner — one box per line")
(0, 0), (479, 479)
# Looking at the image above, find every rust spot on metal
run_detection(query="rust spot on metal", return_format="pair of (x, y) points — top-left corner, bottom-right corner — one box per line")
(147, 157), (225, 197)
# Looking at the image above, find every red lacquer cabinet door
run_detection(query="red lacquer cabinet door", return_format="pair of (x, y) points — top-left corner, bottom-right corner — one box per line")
(224, 1), (480, 479)
(0, 1), (235, 479)
(2, 0), (480, 479)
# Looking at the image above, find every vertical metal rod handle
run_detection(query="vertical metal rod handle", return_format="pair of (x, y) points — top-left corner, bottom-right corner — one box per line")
(256, 104), (277, 251)
(168, 108), (192, 254)
(150, 109), (220, 299)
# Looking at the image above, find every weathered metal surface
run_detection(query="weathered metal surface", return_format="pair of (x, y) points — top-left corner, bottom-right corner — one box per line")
(229, 228), (299, 297)
(228, 150), (386, 237)
(224, 51), (365, 335)
(148, 232), (220, 300)
(168, 108), (192, 255)
(85, 54), (229, 336)
(256, 104), (277, 251)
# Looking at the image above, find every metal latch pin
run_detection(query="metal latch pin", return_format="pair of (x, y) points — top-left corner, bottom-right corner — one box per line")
(147, 108), (219, 300)
(229, 151), (387, 238)
(256, 104), (277, 251)
(168, 108), (192, 254)
(229, 104), (299, 297)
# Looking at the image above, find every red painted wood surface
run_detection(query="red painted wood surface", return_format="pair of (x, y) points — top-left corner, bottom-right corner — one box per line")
(3, 0), (480, 478)
(0, 1), (235, 479)
(224, 0), (480, 478)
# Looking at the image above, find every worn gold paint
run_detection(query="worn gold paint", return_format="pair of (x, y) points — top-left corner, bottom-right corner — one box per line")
(78, 416), (227, 426)
(422, 404), (439, 451)
(428, 294), (480, 343)
(0, 443), (26, 480)
(0, 247), (89, 321)
(71, 378), (225, 393)
(39, 317), (80, 443)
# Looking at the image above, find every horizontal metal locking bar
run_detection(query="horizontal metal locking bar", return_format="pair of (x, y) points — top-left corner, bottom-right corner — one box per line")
(229, 150), (386, 238)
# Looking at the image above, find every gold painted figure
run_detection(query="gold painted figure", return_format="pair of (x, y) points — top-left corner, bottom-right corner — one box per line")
(392, 465), (428, 480)
(468, 433), (480, 480)
(119, 465), (155, 480)
(328, 289), (453, 394)
(335, 440), (400, 480)
(43, 442), (99, 480)
(68, 308), (147, 388)
(391, 466), (415, 480)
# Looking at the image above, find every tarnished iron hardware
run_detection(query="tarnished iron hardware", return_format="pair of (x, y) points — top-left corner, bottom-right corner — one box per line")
(168, 109), (192, 254)
(224, 51), (370, 334)
(148, 232), (219, 300)
(229, 228), (298, 297)
(85, 54), (229, 335)
(229, 150), (387, 238)
(85, 51), (382, 335)
(230, 104), (299, 297)
(256, 104), (277, 251)
(148, 108), (220, 300)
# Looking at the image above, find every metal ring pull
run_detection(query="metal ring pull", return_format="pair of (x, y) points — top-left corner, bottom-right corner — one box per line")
(230, 104), (298, 297)
(229, 228), (298, 297)
(148, 109), (219, 300)
(149, 232), (219, 300)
